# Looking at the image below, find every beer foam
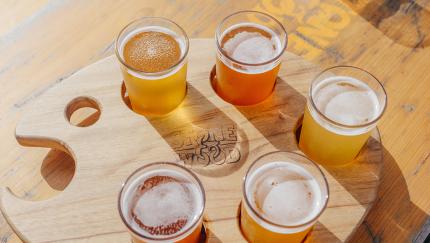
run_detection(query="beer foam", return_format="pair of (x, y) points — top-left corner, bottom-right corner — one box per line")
(123, 31), (180, 73)
(312, 76), (381, 126)
(133, 180), (193, 228)
(119, 26), (187, 79)
(246, 161), (323, 229)
(223, 31), (277, 64)
(122, 169), (203, 239)
(219, 23), (281, 73)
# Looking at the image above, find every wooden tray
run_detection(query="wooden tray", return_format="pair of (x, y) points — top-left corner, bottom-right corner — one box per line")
(1, 39), (382, 242)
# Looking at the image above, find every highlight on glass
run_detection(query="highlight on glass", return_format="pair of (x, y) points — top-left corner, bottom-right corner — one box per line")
(214, 11), (288, 106)
(299, 66), (387, 166)
(118, 162), (205, 243)
(115, 17), (189, 116)
(241, 151), (329, 243)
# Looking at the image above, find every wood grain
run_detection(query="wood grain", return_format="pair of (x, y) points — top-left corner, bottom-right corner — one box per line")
(1, 39), (383, 242)
(0, 0), (429, 242)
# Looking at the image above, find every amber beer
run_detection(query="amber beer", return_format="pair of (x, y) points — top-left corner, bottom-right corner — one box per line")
(241, 151), (329, 243)
(299, 66), (387, 166)
(214, 11), (287, 105)
(118, 162), (205, 243)
(116, 17), (189, 116)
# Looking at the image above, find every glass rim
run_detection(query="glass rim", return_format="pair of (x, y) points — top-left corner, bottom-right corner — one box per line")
(117, 161), (206, 241)
(115, 17), (190, 76)
(242, 151), (329, 229)
(309, 65), (388, 129)
(215, 10), (288, 66)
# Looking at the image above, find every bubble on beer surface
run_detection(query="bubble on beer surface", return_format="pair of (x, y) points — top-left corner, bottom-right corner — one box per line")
(123, 31), (181, 73)
(313, 76), (380, 126)
(222, 25), (277, 64)
(250, 162), (321, 225)
(130, 175), (196, 236)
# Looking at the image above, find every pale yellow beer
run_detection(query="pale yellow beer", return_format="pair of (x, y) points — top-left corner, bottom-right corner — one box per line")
(241, 152), (329, 243)
(299, 66), (387, 166)
(116, 17), (189, 116)
(118, 162), (205, 243)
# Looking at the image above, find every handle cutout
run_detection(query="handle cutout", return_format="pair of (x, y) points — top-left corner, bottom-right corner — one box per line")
(65, 96), (101, 127)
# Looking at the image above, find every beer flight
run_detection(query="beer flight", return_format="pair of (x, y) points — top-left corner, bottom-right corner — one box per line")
(115, 11), (387, 243)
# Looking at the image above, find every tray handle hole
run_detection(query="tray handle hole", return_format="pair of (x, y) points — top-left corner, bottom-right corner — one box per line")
(65, 96), (101, 127)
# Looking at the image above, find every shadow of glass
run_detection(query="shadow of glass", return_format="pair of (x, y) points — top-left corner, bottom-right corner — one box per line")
(236, 77), (306, 152)
(204, 233), (222, 243)
(349, 147), (429, 242)
(311, 222), (342, 243)
(121, 83), (249, 177)
(342, 0), (430, 48)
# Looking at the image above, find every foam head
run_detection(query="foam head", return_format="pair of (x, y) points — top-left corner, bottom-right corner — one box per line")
(221, 23), (280, 65)
(312, 76), (381, 126)
(120, 168), (204, 239)
(246, 161), (323, 227)
(121, 27), (182, 73)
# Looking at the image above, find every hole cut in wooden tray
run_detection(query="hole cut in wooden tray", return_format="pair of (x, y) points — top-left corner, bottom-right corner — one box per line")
(2, 39), (382, 242)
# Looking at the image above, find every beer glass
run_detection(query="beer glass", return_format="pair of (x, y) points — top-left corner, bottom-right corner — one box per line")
(299, 66), (387, 166)
(214, 11), (287, 105)
(241, 151), (329, 243)
(115, 17), (189, 116)
(118, 162), (205, 243)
